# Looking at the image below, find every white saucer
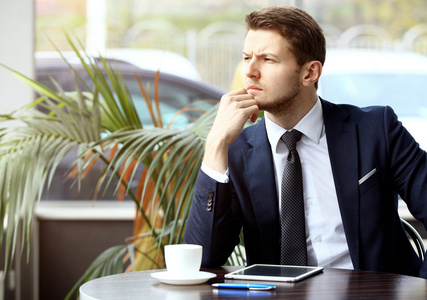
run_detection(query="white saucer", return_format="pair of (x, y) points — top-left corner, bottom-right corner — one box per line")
(151, 271), (217, 285)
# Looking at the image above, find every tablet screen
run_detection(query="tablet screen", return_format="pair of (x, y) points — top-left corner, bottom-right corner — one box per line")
(225, 264), (324, 282)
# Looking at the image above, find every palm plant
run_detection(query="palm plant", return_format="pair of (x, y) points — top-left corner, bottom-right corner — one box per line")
(0, 36), (244, 299)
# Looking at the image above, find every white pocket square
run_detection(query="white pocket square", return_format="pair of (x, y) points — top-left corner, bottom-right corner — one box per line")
(359, 168), (377, 185)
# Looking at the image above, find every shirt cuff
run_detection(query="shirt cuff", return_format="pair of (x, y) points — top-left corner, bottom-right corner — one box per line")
(201, 162), (229, 183)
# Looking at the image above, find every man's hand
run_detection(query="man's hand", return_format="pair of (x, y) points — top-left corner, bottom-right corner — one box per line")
(203, 88), (259, 173)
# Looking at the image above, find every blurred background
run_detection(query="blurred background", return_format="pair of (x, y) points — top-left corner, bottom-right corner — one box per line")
(35, 0), (427, 90)
(1, 0), (427, 299)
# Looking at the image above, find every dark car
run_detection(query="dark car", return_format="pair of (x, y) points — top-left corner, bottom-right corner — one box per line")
(36, 52), (224, 200)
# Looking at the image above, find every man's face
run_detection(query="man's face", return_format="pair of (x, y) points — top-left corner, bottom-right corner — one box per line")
(242, 29), (303, 113)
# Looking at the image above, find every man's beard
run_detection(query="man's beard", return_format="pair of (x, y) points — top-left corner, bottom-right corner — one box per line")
(258, 84), (301, 114)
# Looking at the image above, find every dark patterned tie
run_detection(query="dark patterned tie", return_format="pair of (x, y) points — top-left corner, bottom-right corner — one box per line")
(280, 130), (307, 266)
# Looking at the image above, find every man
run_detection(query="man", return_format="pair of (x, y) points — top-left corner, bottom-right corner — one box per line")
(184, 6), (427, 278)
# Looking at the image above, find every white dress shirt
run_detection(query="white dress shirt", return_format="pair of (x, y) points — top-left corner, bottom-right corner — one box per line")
(202, 97), (353, 269)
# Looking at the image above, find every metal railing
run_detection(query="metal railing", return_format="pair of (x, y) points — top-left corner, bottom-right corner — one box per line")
(37, 21), (427, 91)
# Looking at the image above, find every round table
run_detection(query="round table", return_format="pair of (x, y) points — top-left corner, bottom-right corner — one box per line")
(80, 266), (427, 299)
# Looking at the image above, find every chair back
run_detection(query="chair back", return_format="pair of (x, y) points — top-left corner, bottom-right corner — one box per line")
(401, 218), (426, 261)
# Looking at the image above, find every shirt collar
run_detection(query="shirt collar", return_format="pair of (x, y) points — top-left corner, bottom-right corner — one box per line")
(265, 97), (324, 152)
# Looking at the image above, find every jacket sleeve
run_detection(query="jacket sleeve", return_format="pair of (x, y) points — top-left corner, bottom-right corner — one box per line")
(184, 169), (242, 267)
(384, 106), (427, 278)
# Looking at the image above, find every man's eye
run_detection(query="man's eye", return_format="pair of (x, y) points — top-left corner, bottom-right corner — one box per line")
(244, 57), (251, 62)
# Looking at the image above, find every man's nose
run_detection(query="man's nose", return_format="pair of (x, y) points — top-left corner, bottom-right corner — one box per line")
(244, 59), (260, 79)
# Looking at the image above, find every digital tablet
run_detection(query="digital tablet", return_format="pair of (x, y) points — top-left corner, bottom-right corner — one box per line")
(224, 264), (324, 282)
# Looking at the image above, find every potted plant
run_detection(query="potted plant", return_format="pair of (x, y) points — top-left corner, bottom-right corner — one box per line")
(0, 36), (247, 299)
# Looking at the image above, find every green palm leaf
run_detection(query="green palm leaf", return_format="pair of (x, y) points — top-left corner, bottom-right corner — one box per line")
(64, 244), (131, 300)
(0, 36), (228, 299)
(0, 89), (101, 271)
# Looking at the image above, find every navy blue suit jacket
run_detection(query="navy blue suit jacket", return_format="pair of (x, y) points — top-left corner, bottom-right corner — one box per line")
(184, 99), (427, 278)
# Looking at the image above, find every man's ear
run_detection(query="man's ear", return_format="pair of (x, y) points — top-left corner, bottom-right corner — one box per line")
(302, 61), (322, 87)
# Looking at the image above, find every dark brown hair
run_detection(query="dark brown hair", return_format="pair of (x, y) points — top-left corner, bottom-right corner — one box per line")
(245, 6), (326, 67)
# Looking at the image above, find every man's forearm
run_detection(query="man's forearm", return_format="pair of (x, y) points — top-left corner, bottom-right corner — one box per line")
(184, 170), (239, 267)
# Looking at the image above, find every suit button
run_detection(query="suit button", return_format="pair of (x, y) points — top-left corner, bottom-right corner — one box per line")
(207, 190), (214, 211)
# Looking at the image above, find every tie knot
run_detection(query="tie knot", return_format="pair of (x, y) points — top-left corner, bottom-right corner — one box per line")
(281, 130), (302, 151)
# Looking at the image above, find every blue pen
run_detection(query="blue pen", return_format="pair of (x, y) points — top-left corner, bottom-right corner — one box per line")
(212, 283), (276, 290)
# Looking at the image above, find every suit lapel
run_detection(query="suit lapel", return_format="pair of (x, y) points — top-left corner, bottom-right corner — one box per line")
(240, 103), (361, 267)
(322, 99), (360, 269)
(242, 119), (280, 241)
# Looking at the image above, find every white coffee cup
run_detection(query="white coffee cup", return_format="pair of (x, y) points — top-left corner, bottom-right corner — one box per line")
(164, 244), (202, 277)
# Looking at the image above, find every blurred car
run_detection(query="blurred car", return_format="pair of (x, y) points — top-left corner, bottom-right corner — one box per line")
(102, 48), (202, 82)
(36, 51), (224, 200)
(36, 51), (223, 129)
(319, 48), (427, 150)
